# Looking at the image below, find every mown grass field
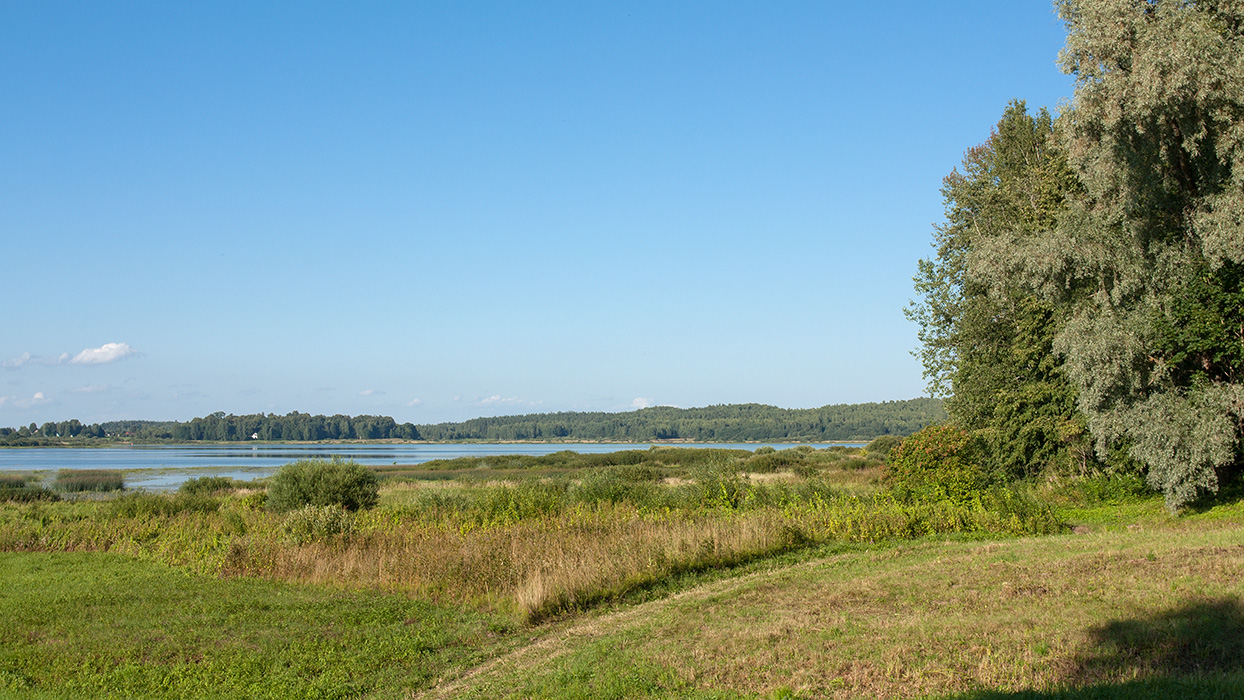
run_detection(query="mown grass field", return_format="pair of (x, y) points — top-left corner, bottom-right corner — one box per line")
(422, 500), (1244, 699)
(1, 446), (1240, 699)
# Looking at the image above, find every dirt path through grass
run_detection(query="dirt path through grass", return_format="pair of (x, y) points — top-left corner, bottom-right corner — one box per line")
(413, 548), (859, 699)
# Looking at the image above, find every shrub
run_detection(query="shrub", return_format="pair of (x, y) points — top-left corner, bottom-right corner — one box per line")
(233, 490), (268, 510)
(791, 462), (820, 479)
(609, 464), (663, 482)
(884, 424), (992, 503)
(281, 504), (356, 544)
(179, 476), (235, 495)
(572, 469), (660, 507)
(266, 459), (379, 513)
(54, 469), (124, 492)
(476, 480), (567, 522)
(1072, 473), (1153, 505)
(683, 463), (749, 509)
(743, 450), (804, 474)
(865, 435), (904, 461)
(754, 446), (776, 455)
(642, 447), (753, 466)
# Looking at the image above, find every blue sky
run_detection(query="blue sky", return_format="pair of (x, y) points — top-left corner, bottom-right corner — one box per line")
(1, 2), (1075, 425)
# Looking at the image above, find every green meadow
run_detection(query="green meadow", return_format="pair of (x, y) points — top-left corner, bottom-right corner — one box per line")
(2, 446), (1240, 699)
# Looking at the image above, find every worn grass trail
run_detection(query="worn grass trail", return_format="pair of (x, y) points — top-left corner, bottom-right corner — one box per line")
(415, 513), (1244, 700)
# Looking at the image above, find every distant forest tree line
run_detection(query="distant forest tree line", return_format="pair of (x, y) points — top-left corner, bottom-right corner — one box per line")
(0, 399), (944, 446)
(414, 400), (944, 442)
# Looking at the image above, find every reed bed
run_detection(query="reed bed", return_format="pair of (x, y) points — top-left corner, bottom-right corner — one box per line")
(53, 468), (124, 492)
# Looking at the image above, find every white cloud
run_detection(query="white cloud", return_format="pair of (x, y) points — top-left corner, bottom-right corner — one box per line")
(631, 397), (652, 410)
(476, 395), (540, 407)
(70, 342), (136, 365)
(72, 385), (109, 394)
(359, 389), (377, 396)
(2, 352), (31, 368)
(3, 352), (69, 368)
(406, 398), (423, 407)
(0, 392), (51, 409)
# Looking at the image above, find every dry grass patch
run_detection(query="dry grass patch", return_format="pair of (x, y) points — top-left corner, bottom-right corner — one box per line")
(420, 521), (1244, 699)
(642, 529), (1244, 698)
(218, 506), (817, 620)
(818, 463), (883, 494)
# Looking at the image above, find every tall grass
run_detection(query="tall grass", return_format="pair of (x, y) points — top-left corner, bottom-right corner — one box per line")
(0, 467), (1063, 622)
(53, 469), (124, 492)
(387, 447), (755, 476)
(179, 475), (236, 495)
(0, 449), (1061, 623)
(0, 474), (59, 503)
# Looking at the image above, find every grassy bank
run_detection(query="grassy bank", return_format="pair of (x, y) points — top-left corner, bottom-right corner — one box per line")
(1, 446), (1239, 699)
(422, 500), (1244, 699)
(0, 552), (511, 700)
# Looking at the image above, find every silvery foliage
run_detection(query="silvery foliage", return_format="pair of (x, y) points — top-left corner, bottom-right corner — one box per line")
(999, 0), (1244, 510)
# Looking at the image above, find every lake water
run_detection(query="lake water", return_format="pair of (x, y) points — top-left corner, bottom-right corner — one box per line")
(0, 442), (861, 490)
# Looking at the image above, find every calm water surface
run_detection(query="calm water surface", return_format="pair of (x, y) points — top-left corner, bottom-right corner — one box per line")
(0, 442), (860, 490)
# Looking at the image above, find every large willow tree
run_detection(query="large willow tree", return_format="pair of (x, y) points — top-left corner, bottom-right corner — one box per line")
(913, 0), (1244, 509)
(1055, 0), (1244, 510)
(979, 0), (1244, 509)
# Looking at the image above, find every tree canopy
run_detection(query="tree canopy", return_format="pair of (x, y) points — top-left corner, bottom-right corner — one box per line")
(911, 0), (1244, 510)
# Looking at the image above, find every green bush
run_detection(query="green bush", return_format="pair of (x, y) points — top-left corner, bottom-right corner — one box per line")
(754, 446), (776, 455)
(884, 424), (992, 503)
(281, 504), (356, 544)
(572, 469), (660, 507)
(179, 476), (235, 495)
(791, 462), (820, 479)
(642, 447), (753, 466)
(608, 464), (663, 482)
(266, 459), (379, 513)
(1072, 473), (1154, 505)
(865, 435), (903, 461)
(476, 480), (567, 522)
(233, 490), (268, 509)
(682, 463), (749, 509)
(54, 469), (124, 492)
(743, 450), (804, 474)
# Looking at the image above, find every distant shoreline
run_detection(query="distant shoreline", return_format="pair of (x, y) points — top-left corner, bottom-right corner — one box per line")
(2, 437), (872, 449)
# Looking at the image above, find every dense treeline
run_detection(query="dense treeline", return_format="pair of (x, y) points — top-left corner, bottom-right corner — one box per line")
(1, 412), (419, 445)
(1, 399), (944, 446)
(907, 0), (1244, 510)
(414, 399), (945, 442)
